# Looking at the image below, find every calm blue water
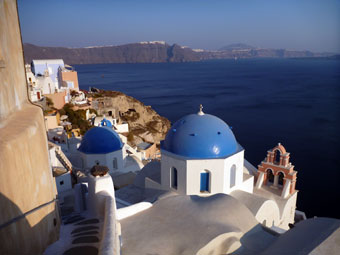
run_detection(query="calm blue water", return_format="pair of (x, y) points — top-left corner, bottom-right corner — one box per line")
(75, 59), (340, 218)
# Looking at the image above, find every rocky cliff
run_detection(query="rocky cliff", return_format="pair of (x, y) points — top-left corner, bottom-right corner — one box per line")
(23, 42), (200, 65)
(198, 44), (332, 59)
(23, 42), (334, 65)
(90, 90), (171, 146)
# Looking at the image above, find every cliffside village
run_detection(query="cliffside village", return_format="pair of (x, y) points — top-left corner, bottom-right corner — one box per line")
(20, 58), (339, 255)
(2, 2), (340, 254)
(26, 59), (159, 198)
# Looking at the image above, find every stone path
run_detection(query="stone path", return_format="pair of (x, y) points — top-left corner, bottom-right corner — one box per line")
(62, 214), (101, 255)
(44, 212), (102, 255)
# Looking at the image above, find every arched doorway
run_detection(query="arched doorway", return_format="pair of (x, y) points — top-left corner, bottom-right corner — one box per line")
(278, 172), (284, 186)
(171, 167), (178, 189)
(266, 169), (274, 185)
(200, 170), (210, 192)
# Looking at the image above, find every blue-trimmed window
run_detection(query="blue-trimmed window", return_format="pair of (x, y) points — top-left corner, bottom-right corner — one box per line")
(171, 167), (178, 189)
(200, 171), (210, 192)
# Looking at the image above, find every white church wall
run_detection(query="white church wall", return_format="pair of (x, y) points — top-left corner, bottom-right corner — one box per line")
(81, 152), (107, 170)
(240, 175), (254, 193)
(160, 149), (248, 196)
(105, 150), (124, 172)
(186, 158), (225, 195)
(223, 150), (245, 194)
(160, 152), (187, 195)
(81, 149), (123, 172)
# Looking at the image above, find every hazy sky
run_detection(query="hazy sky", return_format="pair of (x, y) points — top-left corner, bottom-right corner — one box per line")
(18, 0), (340, 53)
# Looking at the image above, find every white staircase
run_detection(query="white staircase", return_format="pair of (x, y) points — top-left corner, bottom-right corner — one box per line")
(54, 145), (73, 173)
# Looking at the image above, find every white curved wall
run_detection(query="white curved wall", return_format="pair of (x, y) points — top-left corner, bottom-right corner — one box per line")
(255, 200), (281, 228)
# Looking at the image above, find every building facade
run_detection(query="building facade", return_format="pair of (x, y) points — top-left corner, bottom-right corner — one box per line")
(0, 1), (60, 253)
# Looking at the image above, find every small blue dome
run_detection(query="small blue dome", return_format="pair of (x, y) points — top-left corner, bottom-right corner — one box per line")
(162, 113), (237, 158)
(78, 127), (123, 154)
(100, 118), (112, 127)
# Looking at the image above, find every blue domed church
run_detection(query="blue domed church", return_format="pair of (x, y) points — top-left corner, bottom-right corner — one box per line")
(78, 126), (125, 172)
(159, 105), (254, 195)
(122, 105), (298, 230)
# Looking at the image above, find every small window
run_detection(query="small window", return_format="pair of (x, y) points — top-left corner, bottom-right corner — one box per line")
(230, 165), (236, 188)
(171, 167), (178, 189)
(60, 181), (64, 185)
(113, 158), (118, 169)
(200, 171), (210, 192)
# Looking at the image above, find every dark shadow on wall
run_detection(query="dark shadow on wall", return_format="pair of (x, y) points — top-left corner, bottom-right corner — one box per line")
(0, 192), (60, 255)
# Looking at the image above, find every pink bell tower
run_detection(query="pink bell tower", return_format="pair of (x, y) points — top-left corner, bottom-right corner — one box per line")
(255, 143), (297, 198)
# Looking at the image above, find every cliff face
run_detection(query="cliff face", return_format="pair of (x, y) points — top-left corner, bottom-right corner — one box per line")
(23, 42), (333, 65)
(91, 90), (171, 146)
(23, 43), (200, 65)
(198, 48), (330, 60)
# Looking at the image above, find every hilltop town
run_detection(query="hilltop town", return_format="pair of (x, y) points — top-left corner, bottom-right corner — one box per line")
(26, 59), (170, 152)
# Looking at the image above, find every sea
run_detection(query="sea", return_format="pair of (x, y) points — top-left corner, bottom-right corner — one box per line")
(74, 58), (340, 219)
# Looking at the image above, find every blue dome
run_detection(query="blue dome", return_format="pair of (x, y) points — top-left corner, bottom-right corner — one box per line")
(162, 113), (238, 158)
(100, 118), (112, 127)
(78, 127), (123, 154)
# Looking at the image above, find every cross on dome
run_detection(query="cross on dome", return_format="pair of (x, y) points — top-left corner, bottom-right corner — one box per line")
(198, 104), (204, 115)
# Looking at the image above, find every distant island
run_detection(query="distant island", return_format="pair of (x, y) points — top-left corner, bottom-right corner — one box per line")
(23, 41), (336, 65)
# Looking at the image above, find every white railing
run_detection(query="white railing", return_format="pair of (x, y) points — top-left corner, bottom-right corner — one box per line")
(98, 191), (120, 255)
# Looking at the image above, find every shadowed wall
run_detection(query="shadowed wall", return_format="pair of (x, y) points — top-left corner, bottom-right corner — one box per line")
(0, 0), (60, 253)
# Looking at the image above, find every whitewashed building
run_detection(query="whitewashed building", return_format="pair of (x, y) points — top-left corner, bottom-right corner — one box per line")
(118, 106), (298, 230)
(31, 59), (65, 90)
(160, 106), (253, 195)
(78, 127), (142, 175)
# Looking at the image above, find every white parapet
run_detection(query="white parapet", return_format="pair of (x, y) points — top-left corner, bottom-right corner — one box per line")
(87, 173), (115, 216)
(98, 192), (120, 255)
